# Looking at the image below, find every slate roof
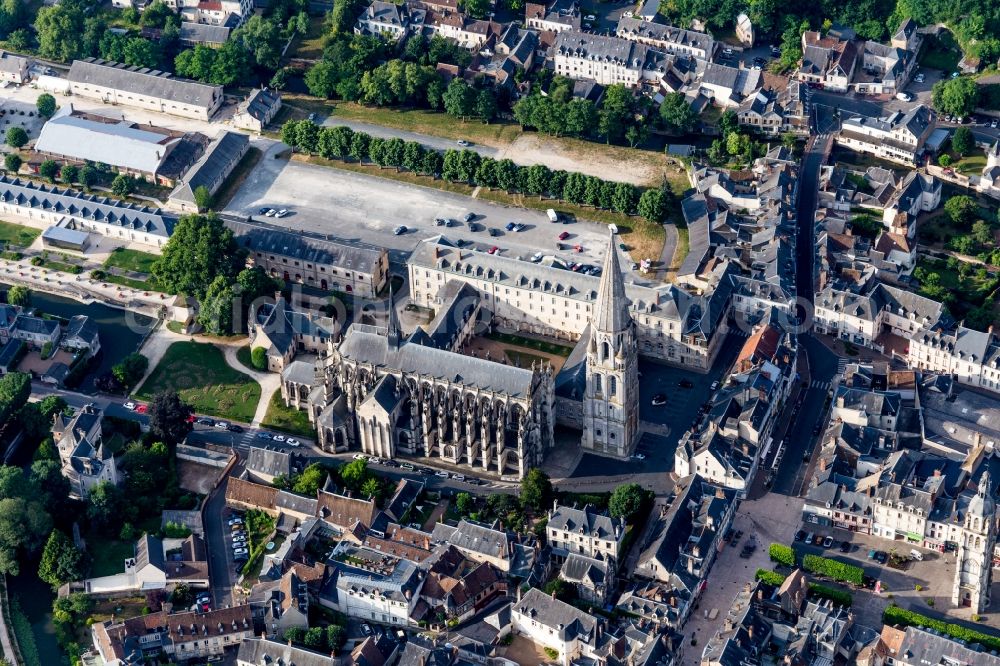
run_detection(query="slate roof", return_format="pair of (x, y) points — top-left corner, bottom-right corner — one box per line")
(35, 109), (179, 175)
(229, 218), (384, 273)
(431, 519), (514, 560)
(593, 234), (630, 332)
(560, 552), (609, 587)
(169, 130), (248, 204)
(237, 638), (335, 666)
(178, 21), (231, 45)
(549, 503), (623, 541)
(0, 175), (173, 238)
(616, 16), (714, 54)
(64, 314), (99, 348)
(69, 58), (222, 110)
(515, 587), (598, 641)
(237, 88), (280, 122)
(12, 314), (58, 337)
(246, 446), (294, 478)
(0, 50), (27, 75)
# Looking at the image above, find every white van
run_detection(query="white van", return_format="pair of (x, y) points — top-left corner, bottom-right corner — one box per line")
(546, 208), (559, 223)
(895, 92), (913, 102)
(909, 548), (923, 561)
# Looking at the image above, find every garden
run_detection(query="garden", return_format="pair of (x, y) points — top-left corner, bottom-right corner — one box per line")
(135, 341), (261, 423)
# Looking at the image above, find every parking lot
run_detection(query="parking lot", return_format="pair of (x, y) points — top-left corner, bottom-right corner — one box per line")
(791, 523), (1000, 630)
(226, 143), (615, 268)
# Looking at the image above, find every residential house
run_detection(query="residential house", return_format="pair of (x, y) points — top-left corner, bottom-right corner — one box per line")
(225, 474), (319, 524)
(524, 0), (580, 33)
(230, 218), (389, 297)
(236, 638), (336, 666)
(510, 587), (609, 666)
(232, 88), (281, 132)
(62, 315), (101, 356)
(53, 403), (119, 500)
(616, 581), (689, 630)
(250, 569), (310, 638)
(431, 519), (531, 574)
(813, 282), (946, 351)
(416, 545), (507, 624)
(320, 543), (424, 625)
(178, 21), (231, 47)
(694, 61), (763, 108)
(245, 446), (299, 485)
(854, 40), (914, 95)
(355, 0), (415, 38)
(166, 605), (254, 661)
(315, 486), (379, 533)
(0, 51), (31, 84)
(735, 13), (754, 47)
(68, 58), (223, 121)
(173, 0), (255, 27)
(10, 313), (60, 349)
(737, 80), (808, 135)
(546, 501), (624, 562)
(797, 31), (858, 92)
(167, 130), (249, 212)
(558, 552), (614, 605)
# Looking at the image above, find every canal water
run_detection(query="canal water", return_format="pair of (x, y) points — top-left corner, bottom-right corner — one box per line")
(7, 572), (60, 666)
(0, 285), (155, 392)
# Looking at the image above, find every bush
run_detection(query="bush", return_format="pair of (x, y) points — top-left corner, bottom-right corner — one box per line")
(802, 554), (864, 586)
(755, 569), (787, 586)
(808, 583), (852, 607)
(544, 648), (559, 660)
(769, 543), (796, 567)
(163, 521), (192, 538)
(250, 346), (267, 370)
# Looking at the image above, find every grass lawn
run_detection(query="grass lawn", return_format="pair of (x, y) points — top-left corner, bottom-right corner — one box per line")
(953, 153), (987, 175)
(287, 15), (326, 60)
(488, 331), (573, 357)
(261, 389), (315, 437)
(919, 32), (961, 72)
(504, 349), (551, 368)
(103, 248), (158, 274)
(212, 146), (264, 210)
(136, 341), (261, 423)
(0, 219), (40, 247)
(284, 96), (524, 148)
(669, 226), (690, 273)
(101, 272), (160, 292)
(40, 259), (82, 274)
(89, 538), (137, 577)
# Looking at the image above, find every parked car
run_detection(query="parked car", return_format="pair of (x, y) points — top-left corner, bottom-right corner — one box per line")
(795, 530), (806, 542)
(812, 534), (824, 546)
(632, 453), (646, 461)
(909, 548), (924, 561)
(275, 209), (289, 218)
(256, 432), (272, 440)
(362, 623), (374, 636)
(273, 434), (286, 442)
(488, 227), (500, 236)
(369, 457), (382, 465)
(452, 473), (465, 481)
(434, 217), (445, 226)
(435, 470), (449, 478)
(214, 421), (230, 430)
(822, 536), (834, 548)
(558, 231), (570, 240)
(678, 379), (693, 388)
(805, 532), (814, 544)
(464, 212), (476, 222)
(488, 246), (499, 254)
(710, 380), (720, 391)
(265, 209), (277, 217)
(227, 424), (243, 433)
(840, 541), (852, 553)
(584, 13), (595, 20)
(353, 453), (367, 460)
(135, 404), (147, 414)
(123, 401), (136, 410)
(505, 221), (516, 231)
(651, 394), (667, 406)
(286, 438), (300, 447)
(401, 463), (415, 470)
(512, 223), (525, 232)
(456, 140), (470, 147)
(393, 225), (407, 235)
(197, 417), (214, 425)
(874, 550), (888, 564)
(867, 548), (876, 559)
(233, 547), (248, 556)
(531, 251), (544, 262)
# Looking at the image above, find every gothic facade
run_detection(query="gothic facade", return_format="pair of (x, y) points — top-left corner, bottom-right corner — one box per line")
(952, 470), (997, 612)
(308, 302), (556, 479)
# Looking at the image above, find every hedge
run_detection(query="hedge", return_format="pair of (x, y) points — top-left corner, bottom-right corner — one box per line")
(769, 543), (796, 567)
(803, 554), (864, 586)
(755, 569), (787, 586)
(883, 605), (1000, 652)
(808, 583), (853, 607)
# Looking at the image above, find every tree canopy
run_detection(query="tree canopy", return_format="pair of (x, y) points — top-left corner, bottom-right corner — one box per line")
(152, 214), (244, 299)
(148, 390), (193, 445)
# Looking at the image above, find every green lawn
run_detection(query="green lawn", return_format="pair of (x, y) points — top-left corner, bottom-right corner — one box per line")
(287, 15), (327, 60)
(488, 332), (574, 357)
(103, 248), (158, 274)
(89, 539), (136, 577)
(669, 226), (690, 274)
(919, 32), (961, 72)
(261, 389), (315, 437)
(136, 341), (261, 423)
(0, 219), (40, 247)
(953, 153), (987, 175)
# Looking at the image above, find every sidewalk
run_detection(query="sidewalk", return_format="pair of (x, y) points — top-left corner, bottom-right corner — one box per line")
(219, 344), (281, 427)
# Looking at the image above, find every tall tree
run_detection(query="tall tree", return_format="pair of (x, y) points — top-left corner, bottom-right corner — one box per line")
(609, 483), (645, 520)
(152, 215), (243, 299)
(38, 530), (88, 588)
(197, 275), (237, 334)
(659, 92), (697, 134)
(148, 390), (193, 445)
(520, 468), (552, 512)
(36, 93), (57, 119)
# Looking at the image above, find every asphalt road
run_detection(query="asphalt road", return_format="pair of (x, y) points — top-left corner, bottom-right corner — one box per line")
(226, 142), (616, 269)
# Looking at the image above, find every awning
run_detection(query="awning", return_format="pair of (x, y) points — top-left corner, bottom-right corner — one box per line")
(906, 531), (922, 541)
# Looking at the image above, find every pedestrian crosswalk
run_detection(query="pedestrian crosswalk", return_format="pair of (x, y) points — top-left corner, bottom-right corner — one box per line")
(836, 358), (848, 374)
(810, 379), (831, 390)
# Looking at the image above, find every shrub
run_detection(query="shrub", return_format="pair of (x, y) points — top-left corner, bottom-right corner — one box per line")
(769, 543), (796, 567)
(544, 648), (559, 660)
(808, 583), (853, 607)
(755, 569), (787, 586)
(250, 346), (267, 370)
(802, 554), (864, 586)
(926, 598), (935, 606)
(40, 342), (53, 360)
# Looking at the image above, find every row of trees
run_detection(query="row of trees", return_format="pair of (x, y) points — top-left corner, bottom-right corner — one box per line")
(280, 120), (671, 223)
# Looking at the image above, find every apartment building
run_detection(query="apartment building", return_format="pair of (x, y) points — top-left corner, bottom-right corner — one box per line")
(524, 0), (581, 33)
(68, 58), (224, 121)
(836, 104), (935, 165)
(511, 588), (605, 666)
(813, 282), (945, 351)
(552, 31), (668, 87)
(909, 325), (1000, 395)
(615, 17), (714, 60)
(797, 31), (858, 92)
(320, 543), (424, 625)
(737, 81), (808, 135)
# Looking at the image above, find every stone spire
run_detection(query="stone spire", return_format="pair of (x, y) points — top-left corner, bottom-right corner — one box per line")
(386, 284), (401, 349)
(971, 468), (995, 517)
(593, 233), (630, 333)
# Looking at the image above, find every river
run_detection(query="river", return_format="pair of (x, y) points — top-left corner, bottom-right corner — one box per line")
(1, 285), (156, 392)
(6, 572), (60, 666)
